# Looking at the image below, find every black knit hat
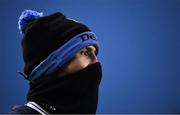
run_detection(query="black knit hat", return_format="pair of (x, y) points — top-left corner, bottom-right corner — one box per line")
(19, 10), (91, 76)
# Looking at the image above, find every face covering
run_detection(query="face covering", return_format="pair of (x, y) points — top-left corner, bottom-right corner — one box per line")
(27, 62), (102, 114)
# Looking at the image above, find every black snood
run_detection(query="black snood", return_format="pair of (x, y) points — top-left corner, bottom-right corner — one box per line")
(27, 62), (102, 114)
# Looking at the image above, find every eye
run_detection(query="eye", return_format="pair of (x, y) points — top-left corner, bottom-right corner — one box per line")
(79, 46), (97, 59)
(80, 49), (88, 56)
(86, 46), (97, 60)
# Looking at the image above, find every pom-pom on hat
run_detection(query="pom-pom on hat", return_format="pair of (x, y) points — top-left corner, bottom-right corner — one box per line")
(18, 10), (98, 77)
(18, 10), (43, 34)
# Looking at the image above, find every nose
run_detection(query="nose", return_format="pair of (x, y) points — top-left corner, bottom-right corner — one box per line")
(89, 52), (98, 65)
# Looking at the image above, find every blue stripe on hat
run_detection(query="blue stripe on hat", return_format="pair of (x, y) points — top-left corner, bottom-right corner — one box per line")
(29, 31), (99, 81)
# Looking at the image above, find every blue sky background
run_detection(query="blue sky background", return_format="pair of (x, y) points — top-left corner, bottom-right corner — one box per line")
(0, 0), (179, 113)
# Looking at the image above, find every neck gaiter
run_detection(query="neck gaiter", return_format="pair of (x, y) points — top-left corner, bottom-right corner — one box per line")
(27, 62), (102, 114)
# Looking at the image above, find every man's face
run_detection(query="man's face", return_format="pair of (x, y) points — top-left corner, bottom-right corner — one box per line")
(57, 45), (98, 76)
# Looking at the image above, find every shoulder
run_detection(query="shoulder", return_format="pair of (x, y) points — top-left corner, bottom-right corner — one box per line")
(9, 104), (39, 114)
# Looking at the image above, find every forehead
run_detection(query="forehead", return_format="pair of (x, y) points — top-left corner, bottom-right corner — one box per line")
(79, 45), (98, 55)
(87, 45), (96, 51)
(87, 45), (98, 55)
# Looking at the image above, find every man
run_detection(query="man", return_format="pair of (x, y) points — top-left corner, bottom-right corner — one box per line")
(10, 10), (102, 114)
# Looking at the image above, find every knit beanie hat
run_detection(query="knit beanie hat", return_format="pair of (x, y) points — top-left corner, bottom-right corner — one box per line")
(18, 10), (99, 81)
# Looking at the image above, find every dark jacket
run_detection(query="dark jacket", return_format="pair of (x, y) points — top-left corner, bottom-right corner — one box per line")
(9, 105), (39, 114)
